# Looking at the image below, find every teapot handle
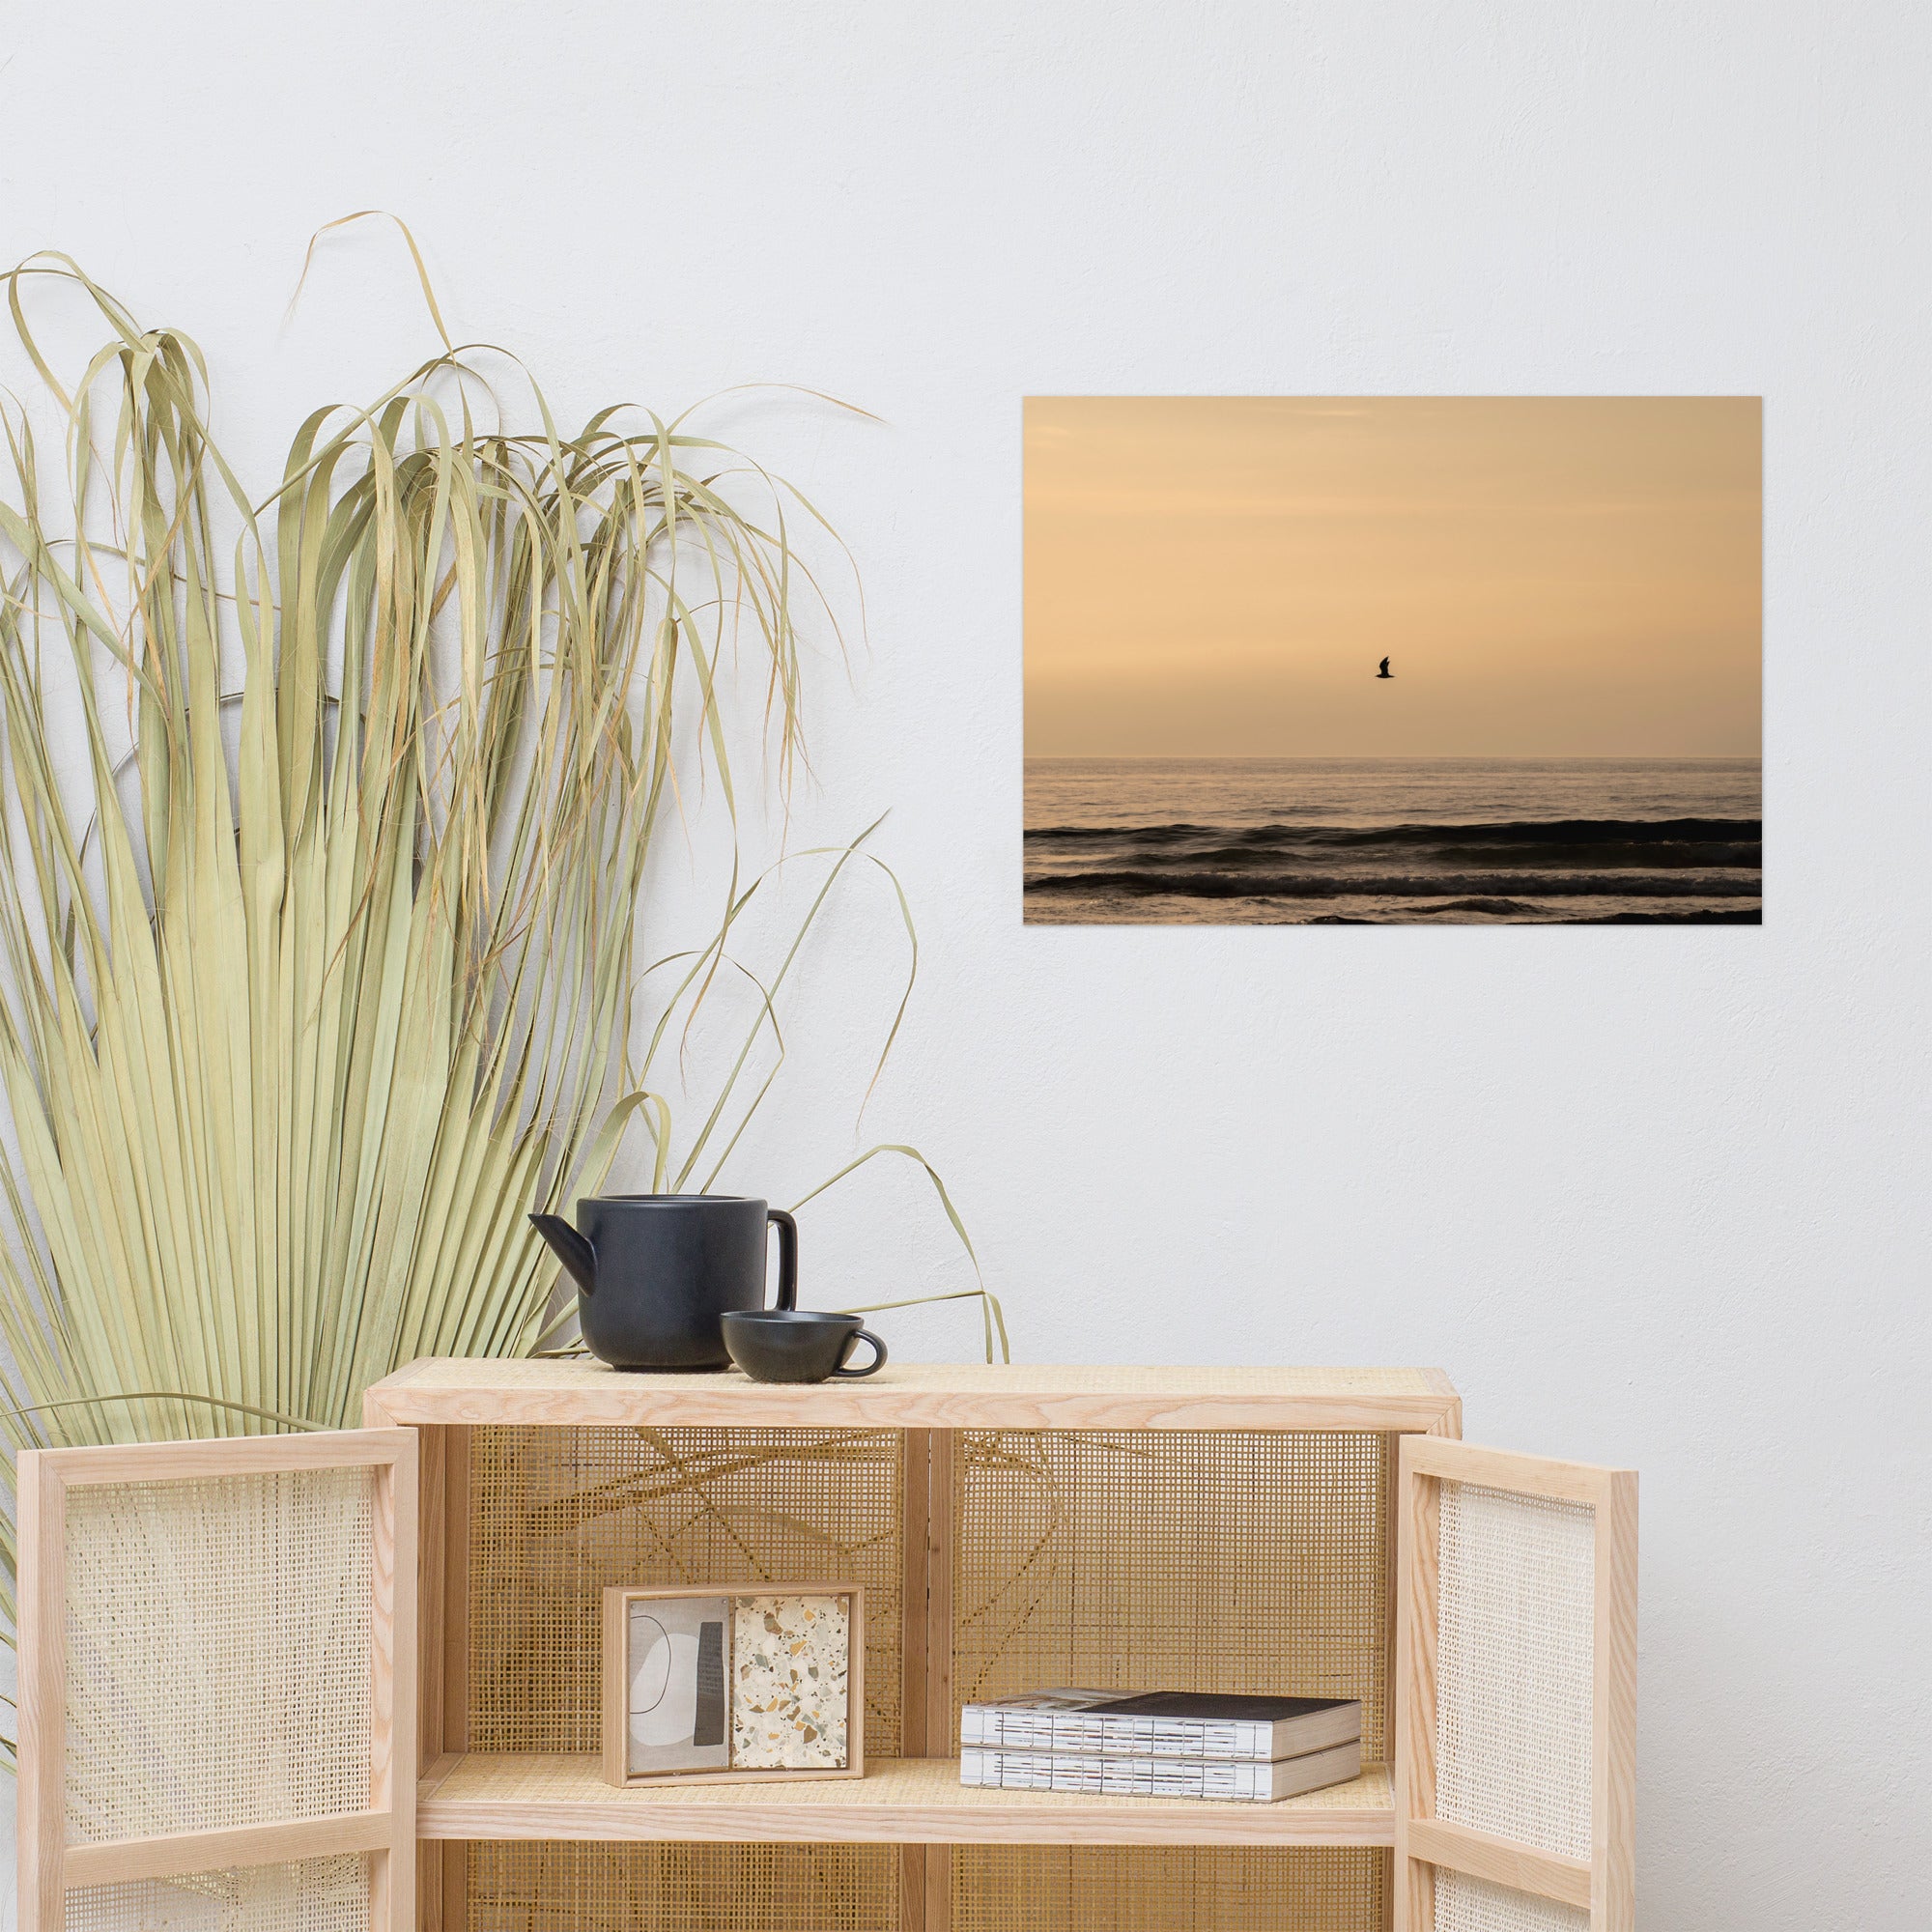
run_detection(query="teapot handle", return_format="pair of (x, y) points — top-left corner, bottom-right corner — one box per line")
(767, 1208), (798, 1311)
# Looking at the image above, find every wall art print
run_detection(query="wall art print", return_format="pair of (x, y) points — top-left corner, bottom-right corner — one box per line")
(1023, 397), (1762, 924)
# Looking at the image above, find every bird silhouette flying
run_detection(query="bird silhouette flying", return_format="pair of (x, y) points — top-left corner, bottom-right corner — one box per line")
(1377, 657), (1392, 679)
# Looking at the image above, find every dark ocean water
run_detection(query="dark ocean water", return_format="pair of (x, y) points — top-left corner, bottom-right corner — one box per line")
(1024, 758), (1762, 924)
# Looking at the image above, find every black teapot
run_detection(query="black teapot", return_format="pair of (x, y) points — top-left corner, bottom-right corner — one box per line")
(529, 1194), (797, 1371)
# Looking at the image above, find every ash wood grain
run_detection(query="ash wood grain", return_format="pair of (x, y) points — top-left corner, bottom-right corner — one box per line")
(1381, 1429), (1401, 1774)
(435, 1425), (469, 1932)
(1401, 1436), (1623, 1508)
(1382, 1399), (1461, 1931)
(367, 1403), (464, 1932)
(440, 1424), (470, 1756)
(900, 1431), (935, 1932)
(361, 1359), (1463, 1435)
(898, 1430), (956, 1932)
(900, 1846), (928, 1932)
(407, 1419), (447, 1776)
(415, 1753), (1396, 1848)
(849, 1586), (869, 1780)
(1405, 1818), (1592, 1910)
(373, 1440), (418, 1932)
(925, 1841), (952, 1930)
(922, 1432), (955, 1932)
(900, 1430), (932, 1760)
(377, 1417), (470, 1775)
(16, 1453), (65, 1932)
(417, 1842), (466, 1932)
(602, 1583), (629, 1787)
(1393, 1435), (1441, 1932)
(39, 1429), (412, 1484)
(62, 1810), (391, 1888)
(925, 1431), (955, 1762)
(1595, 1469), (1639, 1932)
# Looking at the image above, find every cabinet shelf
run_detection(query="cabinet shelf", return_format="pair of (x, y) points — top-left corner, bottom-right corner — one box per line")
(415, 1752), (1395, 1848)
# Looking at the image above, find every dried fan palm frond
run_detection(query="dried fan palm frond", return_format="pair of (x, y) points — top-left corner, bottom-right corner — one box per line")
(0, 238), (1002, 1764)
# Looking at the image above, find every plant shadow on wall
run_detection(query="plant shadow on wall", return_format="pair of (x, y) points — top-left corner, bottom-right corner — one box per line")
(0, 221), (1004, 1760)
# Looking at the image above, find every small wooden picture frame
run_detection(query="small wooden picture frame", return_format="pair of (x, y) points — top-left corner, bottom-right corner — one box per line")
(602, 1583), (866, 1788)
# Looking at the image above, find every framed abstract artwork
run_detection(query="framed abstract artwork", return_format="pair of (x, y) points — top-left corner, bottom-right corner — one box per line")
(601, 1584), (865, 1787)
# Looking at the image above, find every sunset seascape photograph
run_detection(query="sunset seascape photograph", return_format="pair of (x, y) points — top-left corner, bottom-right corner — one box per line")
(1023, 395), (1762, 924)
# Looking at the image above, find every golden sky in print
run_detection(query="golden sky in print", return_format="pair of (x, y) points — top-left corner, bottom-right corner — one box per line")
(1023, 396), (1762, 758)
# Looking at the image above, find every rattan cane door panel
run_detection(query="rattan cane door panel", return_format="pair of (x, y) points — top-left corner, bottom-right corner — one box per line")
(63, 1856), (374, 1932)
(952, 1846), (1388, 1932)
(1430, 1870), (1589, 1932)
(467, 1841), (899, 1932)
(1435, 1484), (1595, 1861)
(15, 1432), (415, 1932)
(1394, 1440), (1636, 1932)
(63, 1467), (377, 1842)
(952, 1430), (1394, 1760)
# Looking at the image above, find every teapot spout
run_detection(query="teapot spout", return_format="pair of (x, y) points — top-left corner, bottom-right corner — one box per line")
(529, 1213), (598, 1296)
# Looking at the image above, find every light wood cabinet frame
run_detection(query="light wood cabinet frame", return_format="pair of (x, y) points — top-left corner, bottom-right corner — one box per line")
(16, 1364), (1638, 1932)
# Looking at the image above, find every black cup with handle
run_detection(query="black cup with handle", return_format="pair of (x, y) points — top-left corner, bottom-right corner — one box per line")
(721, 1309), (888, 1383)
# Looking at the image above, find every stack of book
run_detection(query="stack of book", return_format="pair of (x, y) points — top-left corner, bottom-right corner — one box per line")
(958, 1689), (1362, 1804)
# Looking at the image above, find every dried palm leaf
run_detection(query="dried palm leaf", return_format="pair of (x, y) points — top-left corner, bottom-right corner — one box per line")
(0, 235), (1001, 1765)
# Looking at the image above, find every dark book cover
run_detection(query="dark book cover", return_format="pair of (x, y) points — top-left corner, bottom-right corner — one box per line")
(1094, 1692), (1351, 1721)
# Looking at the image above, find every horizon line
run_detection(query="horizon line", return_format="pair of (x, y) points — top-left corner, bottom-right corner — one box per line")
(1024, 752), (1764, 764)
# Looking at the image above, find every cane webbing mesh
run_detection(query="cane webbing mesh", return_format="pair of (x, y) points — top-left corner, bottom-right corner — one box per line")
(1434, 1870), (1589, 1932)
(468, 1426), (902, 1756)
(466, 1841), (897, 1932)
(952, 1430), (1392, 1759)
(1435, 1481), (1595, 1861)
(63, 1855), (370, 1932)
(63, 1469), (375, 1842)
(952, 1847), (1387, 1931)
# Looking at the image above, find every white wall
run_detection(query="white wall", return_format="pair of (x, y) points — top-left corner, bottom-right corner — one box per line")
(5, 3), (1928, 1924)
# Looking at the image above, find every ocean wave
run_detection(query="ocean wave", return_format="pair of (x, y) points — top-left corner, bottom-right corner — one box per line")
(1562, 908), (1763, 924)
(1026, 822), (1218, 844)
(1298, 906), (1765, 924)
(1139, 839), (1758, 871)
(1022, 870), (1763, 900)
(1027, 816), (1759, 853)
(1408, 897), (1544, 916)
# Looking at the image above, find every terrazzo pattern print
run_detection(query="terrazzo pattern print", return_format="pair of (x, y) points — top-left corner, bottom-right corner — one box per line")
(730, 1594), (851, 1770)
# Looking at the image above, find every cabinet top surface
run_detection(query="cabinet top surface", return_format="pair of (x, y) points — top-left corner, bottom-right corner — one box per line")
(364, 1357), (1460, 1431)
